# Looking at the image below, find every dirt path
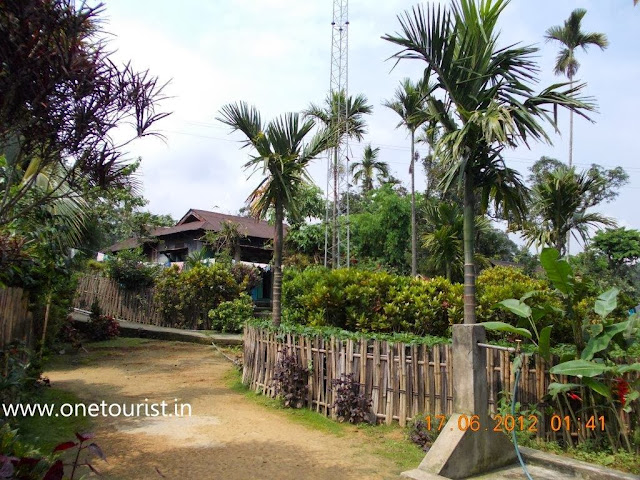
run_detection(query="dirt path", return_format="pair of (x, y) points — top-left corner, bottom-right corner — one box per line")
(47, 341), (407, 480)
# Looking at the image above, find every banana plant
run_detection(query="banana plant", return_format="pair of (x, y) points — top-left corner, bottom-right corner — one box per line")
(485, 247), (640, 451)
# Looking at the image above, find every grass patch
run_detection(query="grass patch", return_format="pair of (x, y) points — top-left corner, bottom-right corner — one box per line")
(225, 367), (425, 470)
(15, 387), (91, 453)
(522, 438), (640, 475)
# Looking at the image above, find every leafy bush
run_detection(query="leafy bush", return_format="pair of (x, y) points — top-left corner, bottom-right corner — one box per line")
(0, 344), (46, 406)
(475, 266), (569, 341)
(155, 263), (243, 329)
(272, 350), (308, 408)
(230, 263), (261, 291)
(57, 317), (82, 350)
(86, 302), (119, 341)
(208, 294), (254, 333)
(408, 416), (444, 451)
(105, 249), (158, 290)
(331, 373), (372, 424)
(87, 315), (119, 341)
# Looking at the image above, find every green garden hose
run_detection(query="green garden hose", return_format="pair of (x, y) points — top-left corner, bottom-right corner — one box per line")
(512, 354), (534, 480)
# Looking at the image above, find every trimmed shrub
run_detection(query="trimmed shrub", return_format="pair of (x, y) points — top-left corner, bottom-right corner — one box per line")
(282, 267), (461, 337)
(282, 266), (572, 342)
(208, 293), (254, 333)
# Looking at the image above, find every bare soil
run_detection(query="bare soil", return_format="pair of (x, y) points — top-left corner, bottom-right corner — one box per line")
(47, 341), (407, 480)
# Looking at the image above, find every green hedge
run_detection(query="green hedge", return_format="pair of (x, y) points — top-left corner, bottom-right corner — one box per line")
(282, 266), (569, 340)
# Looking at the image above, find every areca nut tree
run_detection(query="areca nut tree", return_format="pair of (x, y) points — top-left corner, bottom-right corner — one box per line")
(384, 78), (432, 276)
(304, 92), (373, 267)
(545, 8), (608, 168)
(422, 201), (491, 281)
(350, 144), (389, 193)
(383, 0), (594, 324)
(218, 101), (334, 326)
(522, 165), (616, 256)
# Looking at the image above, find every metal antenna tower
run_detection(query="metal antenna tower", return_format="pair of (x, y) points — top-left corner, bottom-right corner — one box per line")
(324, 0), (350, 268)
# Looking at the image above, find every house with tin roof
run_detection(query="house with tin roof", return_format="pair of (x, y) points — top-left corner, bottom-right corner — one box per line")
(104, 209), (282, 301)
(105, 209), (279, 264)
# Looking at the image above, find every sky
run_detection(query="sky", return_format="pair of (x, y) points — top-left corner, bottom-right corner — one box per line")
(99, 0), (640, 243)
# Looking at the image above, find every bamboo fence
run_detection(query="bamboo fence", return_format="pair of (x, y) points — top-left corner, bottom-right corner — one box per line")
(243, 326), (639, 438)
(0, 287), (32, 347)
(74, 275), (164, 326)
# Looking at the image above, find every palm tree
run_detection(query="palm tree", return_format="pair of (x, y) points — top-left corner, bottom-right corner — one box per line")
(304, 92), (372, 267)
(383, 0), (593, 324)
(350, 144), (388, 193)
(522, 165), (616, 255)
(546, 9), (608, 168)
(422, 201), (491, 281)
(384, 78), (431, 277)
(218, 101), (333, 326)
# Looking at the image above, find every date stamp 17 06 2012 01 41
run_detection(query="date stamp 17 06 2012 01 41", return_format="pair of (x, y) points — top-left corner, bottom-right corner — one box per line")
(423, 414), (606, 433)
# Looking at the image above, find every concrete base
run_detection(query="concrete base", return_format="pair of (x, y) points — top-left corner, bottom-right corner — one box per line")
(402, 414), (516, 479)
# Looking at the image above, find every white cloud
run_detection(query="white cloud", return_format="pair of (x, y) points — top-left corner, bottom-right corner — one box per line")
(97, 0), (640, 234)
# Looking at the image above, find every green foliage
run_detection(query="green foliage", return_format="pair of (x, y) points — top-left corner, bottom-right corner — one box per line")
(208, 294), (254, 333)
(522, 163), (619, 255)
(0, 344), (45, 407)
(230, 263), (261, 291)
(87, 314), (120, 342)
(476, 266), (569, 341)
(591, 227), (640, 275)
(155, 263), (243, 329)
(350, 185), (412, 274)
(0, 422), (51, 478)
(282, 267), (462, 336)
(105, 248), (159, 290)
(283, 265), (568, 340)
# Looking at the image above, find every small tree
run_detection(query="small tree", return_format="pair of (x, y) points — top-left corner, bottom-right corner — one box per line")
(0, 0), (169, 226)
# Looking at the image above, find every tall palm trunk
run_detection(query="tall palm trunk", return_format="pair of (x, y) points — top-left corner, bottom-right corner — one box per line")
(566, 74), (574, 257)
(411, 129), (417, 277)
(462, 169), (476, 324)
(332, 146), (338, 268)
(272, 201), (284, 326)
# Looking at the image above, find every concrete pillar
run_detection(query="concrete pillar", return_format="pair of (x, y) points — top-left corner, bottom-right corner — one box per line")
(402, 324), (516, 479)
(452, 324), (488, 416)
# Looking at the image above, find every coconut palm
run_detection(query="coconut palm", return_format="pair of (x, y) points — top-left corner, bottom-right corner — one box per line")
(521, 165), (616, 255)
(383, 0), (593, 324)
(304, 92), (372, 267)
(350, 144), (388, 193)
(384, 78), (432, 276)
(218, 101), (333, 326)
(545, 9), (608, 168)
